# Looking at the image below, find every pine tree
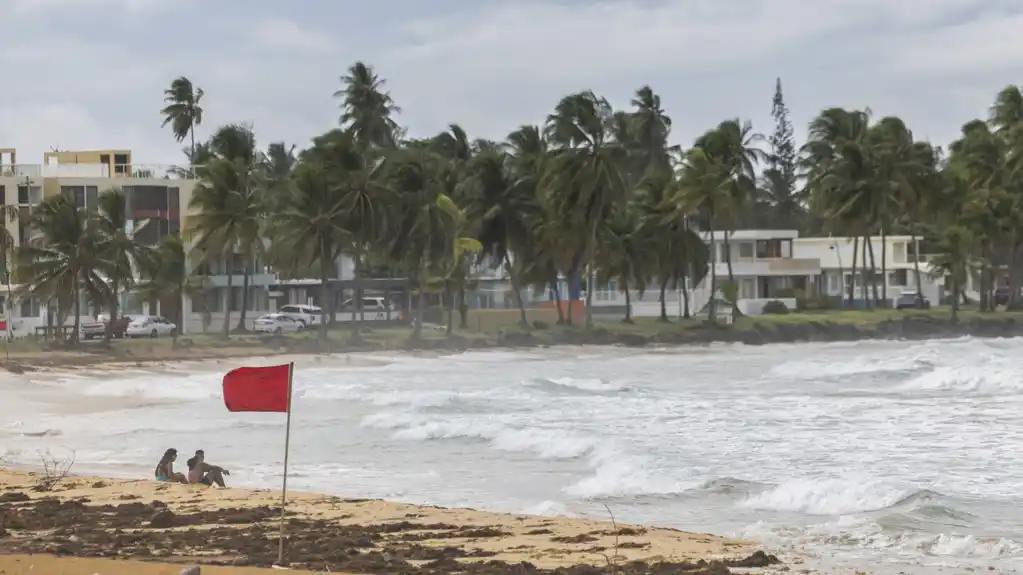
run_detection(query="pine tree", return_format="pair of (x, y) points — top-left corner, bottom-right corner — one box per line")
(765, 78), (801, 229)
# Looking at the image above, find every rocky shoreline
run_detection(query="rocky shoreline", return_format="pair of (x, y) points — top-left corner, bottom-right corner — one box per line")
(490, 315), (1023, 349)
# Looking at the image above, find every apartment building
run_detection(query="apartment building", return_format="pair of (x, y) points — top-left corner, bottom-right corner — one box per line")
(0, 147), (285, 336)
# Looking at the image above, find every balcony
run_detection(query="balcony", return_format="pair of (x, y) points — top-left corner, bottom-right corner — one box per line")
(767, 258), (821, 273)
(0, 165), (42, 178)
(9, 163), (196, 179)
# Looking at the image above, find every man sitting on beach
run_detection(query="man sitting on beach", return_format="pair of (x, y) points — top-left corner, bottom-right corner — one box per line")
(186, 449), (229, 487)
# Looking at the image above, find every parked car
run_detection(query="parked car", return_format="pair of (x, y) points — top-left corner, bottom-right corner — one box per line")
(337, 297), (395, 321)
(253, 313), (304, 335)
(994, 286), (1020, 307)
(82, 314), (138, 340)
(125, 316), (177, 338)
(895, 291), (930, 310)
(277, 304), (323, 327)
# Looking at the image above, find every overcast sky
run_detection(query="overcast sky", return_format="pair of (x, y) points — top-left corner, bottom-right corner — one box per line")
(1, 0), (1021, 167)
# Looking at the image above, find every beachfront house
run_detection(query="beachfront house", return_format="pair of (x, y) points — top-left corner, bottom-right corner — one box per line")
(792, 235), (940, 308)
(585, 229), (821, 318)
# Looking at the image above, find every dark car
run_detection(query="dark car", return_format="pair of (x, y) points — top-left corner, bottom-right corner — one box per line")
(895, 292), (930, 310)
(994, 286), (1019, 307)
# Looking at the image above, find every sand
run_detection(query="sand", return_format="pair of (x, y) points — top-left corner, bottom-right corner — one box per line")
(0, 468), (778, 574)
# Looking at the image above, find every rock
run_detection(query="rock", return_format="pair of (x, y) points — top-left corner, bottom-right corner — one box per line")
(0, 492), (31, 503)
(180, 567), (201, 575)
(148, 509), (176, 528)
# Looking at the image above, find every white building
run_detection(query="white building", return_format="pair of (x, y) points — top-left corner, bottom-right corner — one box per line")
(792, 235), (940, 307)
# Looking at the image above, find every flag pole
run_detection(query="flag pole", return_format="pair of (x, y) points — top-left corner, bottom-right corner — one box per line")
(277, 362), (294, 566)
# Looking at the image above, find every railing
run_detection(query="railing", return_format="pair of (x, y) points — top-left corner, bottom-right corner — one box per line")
(3, 163), (194, 180)
(0, 165), (42, 178)
(767, 258), (821, 272)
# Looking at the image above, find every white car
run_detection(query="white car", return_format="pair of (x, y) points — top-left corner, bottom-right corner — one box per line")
(277, 304), (323, 327)
(253, 314), (304, 335)
(125, 316), (177, 338)
(337, 297), (396, 322)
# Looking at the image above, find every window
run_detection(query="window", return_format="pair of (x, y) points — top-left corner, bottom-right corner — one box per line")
(892, 240), (908, 263)
(17, 185), (28, 204)
(888, 269), (908, 286)
(738, 242), (754, 258)
(60, 186), (98, 209)
(756, 239), (785, 259)
(717, 243), (727, 263)
(19, 297), (40, 318)
(740, 278), (756, 299)
(0, 185), (5, 205)
(203, 289), (223, 313)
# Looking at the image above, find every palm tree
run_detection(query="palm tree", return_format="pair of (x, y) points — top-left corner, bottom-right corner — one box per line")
(380, 146), (455, 339)
(95, 187), (151, 340)
(186, 156), (263, 337)
(160, 77), (205, 165)
(334, 62), (403, 151)
(671, 148), (732, 322)
(433, 195), (483, 334)
(462, 148), (538, 326)
(270, 162), (351, 341)
(693, 120), (767, 311)
(597, 206), (651, 323)
(543, 91), (628, 330)
(16, 196), (113, 343)
(802, 108), (876, 307)
(135, 235), (211, 332)
(0, 205), (18, 341)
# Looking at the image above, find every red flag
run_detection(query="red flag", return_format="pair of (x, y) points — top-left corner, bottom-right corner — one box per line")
(222, 364), (291, 412)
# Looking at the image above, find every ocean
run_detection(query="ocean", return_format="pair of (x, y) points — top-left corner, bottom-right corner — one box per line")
(2, 338), (1021, 573)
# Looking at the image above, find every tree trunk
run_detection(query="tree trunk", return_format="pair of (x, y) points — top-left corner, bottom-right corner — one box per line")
(584, 220), (598, 331)
(866, 234), (879, 307)
(445, 282), (454, 335)
(72, 270), (81, 344)
(658, 279), (668, 322)
(880, 225), (888, 307)
(413, 257), (427, 340)
(357, 250), (366, 324)
(912, 232), (924, 303)
(106, 275), (119, 342)
(950, 272), (960, 322)
(457, 282), (468, 329)
(707, 227), (718, 322)
(682, 276), (691, 319)
(505, 253), (528, 326)
(723, 230), (738, 314)
(1008, 238), (1022, 310)
(235, 269), (250, 331)
(189, 124), (196, 177)
(978, 243), (989, 312)
(351, 250), (362, 342)
(849, 236), (859, 308)
(319, 242), (331, 341)
(222, 252), (233, 338)
(551, 279), (565, 324)
(622, 281), (633, 323)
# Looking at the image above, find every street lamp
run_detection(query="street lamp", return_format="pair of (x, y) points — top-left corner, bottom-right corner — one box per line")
(829, 242), (844, 302)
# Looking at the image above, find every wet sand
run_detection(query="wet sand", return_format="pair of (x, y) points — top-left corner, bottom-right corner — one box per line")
(0, 468), (778, 573)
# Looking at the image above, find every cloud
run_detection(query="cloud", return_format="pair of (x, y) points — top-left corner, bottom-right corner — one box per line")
(0, 0), (1018, 166)
(248, 18), (338, 53)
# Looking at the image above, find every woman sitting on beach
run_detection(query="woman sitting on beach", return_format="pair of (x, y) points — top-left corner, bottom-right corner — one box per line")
(186, 449), (229, 487)
(154, 448), (187, 483)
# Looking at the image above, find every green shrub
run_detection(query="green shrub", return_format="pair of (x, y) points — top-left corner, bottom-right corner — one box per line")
(776, 287), (797, 299)
(761, 300), (790, 315)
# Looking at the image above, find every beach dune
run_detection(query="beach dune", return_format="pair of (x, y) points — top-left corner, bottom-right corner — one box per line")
(0, 468), (777, 573)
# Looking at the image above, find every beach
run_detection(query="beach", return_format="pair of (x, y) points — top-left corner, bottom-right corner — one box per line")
(0, 468), (774, 573)
(2, 341), (1021, 574)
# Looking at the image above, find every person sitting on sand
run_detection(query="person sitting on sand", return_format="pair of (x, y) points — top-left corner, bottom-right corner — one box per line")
(154, 448), (187, 483)
(186, 449), (229, 487)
